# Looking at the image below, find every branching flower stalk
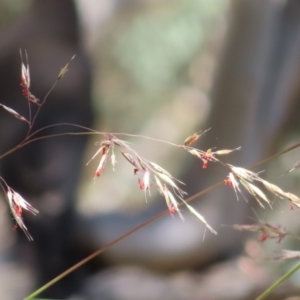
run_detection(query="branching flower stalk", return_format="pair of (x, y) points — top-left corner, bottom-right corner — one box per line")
(223, 165), (300, 209)
(86, 135), (217, 234)
(182, 130), (300, 211)
(0, 51), (75, 239)
(2, 51), (300, 298)
(24, 135), (300, 299)
(230, 223), (300, 243)
(24, 137), (300, 299)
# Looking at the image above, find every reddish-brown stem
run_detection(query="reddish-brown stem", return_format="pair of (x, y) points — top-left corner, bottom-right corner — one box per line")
(29, 80), (58, 135)
(8, 131), (300, 299)
(24, 180), (222, 300)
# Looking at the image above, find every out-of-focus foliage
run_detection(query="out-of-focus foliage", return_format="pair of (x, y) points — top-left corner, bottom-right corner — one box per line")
(93, 0), (226, 133)
(0, 0), (227, 211)
(115, 0), (222, 95)
(82, 0), (227, 212)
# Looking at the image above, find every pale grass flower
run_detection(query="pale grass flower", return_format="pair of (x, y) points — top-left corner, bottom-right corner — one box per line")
(87, 138), (119, 179)
(20, 51), (39, 104)
(166, 190), (184, 220)
(21, 62), (30, 90)
(224, 172), (245, 201)
(227, 165), (300, 209)
(87, 135), (216, 233)
(261, 180), (300, 208)
(0, 177), (38, 241)
(111, 151), (117, 171)
(187, 146), (240, 169)
(94, 153), (108, 178)
(232, 223), (287, 243)
(155, 172), (186, 198)
(275, 250), (300, 261)
(240, 181), (271, 208)
(181, 198), (217, 234)
(86, 145), (107, 166)
(183, 128), (211, 146)
(227, 166), (273, 207)
(0, 104), (29, 124)
(284, 161), (300, 174)
(121, 151), (140, 173)
(230, 165), (261, 182)
(138, 169), (151, 201)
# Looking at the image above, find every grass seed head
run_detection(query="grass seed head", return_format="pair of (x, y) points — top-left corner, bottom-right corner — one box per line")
(232, 223), (287, 243)
(275, 250), (300, 261)
(5, 187), (38, 241)
(0, 104), (30, 124)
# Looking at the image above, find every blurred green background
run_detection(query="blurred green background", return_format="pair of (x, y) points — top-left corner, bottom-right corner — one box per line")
(0, 0), (228, 214)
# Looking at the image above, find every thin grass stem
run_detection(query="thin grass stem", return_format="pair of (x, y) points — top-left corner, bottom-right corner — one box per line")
(255, 261), (300, 300)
